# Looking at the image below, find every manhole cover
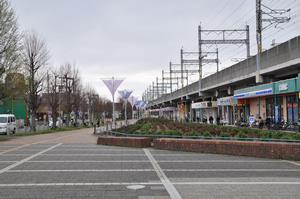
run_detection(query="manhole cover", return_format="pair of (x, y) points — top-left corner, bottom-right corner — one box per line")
(126, 184), (145, 190)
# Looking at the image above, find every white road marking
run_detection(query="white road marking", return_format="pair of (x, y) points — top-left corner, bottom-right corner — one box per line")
(0, 143), (62, 175)
(40, 154), (146, 156)
(0, 182), (163, 187)
(158, 160), (285, 163)
(172, 182), (300, 185)
(0, 161), (17, 163)
(8, 169), (155, 172)
(27, 160), (150, 163)
(0, 181), (300, 187)
(163, 169), (300, 172)
(49, 148), (143, 151)
(144, 149), (182, 199)
(0, 154), (37, 156)
(284, 160), (300, 167)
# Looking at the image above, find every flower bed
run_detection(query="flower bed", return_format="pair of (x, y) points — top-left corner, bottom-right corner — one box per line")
(117, 118), (300, 141)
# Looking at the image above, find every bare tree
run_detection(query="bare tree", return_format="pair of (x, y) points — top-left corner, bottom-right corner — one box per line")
(85, 86), (98, 125)
(22, 31), (49, 131)
(47, 70), (59, 128)
(0, 0), (22, 99)
(72, 67), (83, 126)
(59, 63), (74, 126)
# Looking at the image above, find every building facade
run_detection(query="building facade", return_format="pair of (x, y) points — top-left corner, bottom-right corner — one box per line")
(234, 73), (300, 124)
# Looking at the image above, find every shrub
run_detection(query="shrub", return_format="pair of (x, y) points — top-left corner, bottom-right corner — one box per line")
(202, 131), (211, 137)
(220, 132), (230, 137)
(117, 118), (300, 141)
(236, 131), (247, 138)
(140, 122), (152, 133)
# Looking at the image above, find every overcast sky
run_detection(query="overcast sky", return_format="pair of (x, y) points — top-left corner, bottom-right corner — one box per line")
(10, 0), (300, 101)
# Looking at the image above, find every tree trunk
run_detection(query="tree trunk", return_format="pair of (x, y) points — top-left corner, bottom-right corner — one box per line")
(52, 111), (58, 129)
(31, 112), (36, 132)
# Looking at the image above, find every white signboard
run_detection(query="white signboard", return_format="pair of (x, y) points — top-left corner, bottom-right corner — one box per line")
(192, 101), (217, 109)
(278, 83), (288, 91)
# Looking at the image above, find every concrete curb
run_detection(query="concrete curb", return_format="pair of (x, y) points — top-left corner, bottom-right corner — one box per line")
(97, 136), (152, 148)
(153, 138), (300, 161)
(97, 136), (300, 160)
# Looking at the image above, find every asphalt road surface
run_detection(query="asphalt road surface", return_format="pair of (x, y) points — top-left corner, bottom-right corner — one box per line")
(0, 128), (300, 199)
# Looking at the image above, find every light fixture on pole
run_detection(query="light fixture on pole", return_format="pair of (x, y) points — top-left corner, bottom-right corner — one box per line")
(118, 89), (133, 125)
(128, 96), (138, 119)
(102, 77), (124, 128)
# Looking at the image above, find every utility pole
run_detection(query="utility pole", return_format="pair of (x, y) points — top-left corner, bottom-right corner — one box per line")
(180, 48), (184, 88)
(162, 70), (165, 95)
(256, 0), (263, 83)
(169, 62), (172, 92)
(255, 0), (290, 83)
(198, 25), (202, 96)
(216, 48), (219, 73)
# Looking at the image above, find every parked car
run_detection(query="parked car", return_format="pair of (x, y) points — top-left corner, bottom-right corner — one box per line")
(0, 114), (16, 135)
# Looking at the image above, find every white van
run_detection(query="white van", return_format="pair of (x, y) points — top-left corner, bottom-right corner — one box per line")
(0, 114), (16, 135)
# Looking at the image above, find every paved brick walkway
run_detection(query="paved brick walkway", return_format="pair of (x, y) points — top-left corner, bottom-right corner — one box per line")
(0, 128), (300, 198)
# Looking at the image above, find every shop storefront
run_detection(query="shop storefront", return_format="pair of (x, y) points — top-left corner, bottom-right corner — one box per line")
(234, 73), (300, 124)
(217, 96), (236, 125)
(192, 101), (218, 124)
(274, 78), (299, 124)
(161, 107), (177, 120)
(234, 84), (274, 122)
(235, 99), (250, 123)
(149, 107), (177, 120)
(177, 102), (189, 122)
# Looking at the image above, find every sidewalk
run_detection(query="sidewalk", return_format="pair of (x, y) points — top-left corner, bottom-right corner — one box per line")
(94, 119), (137, 134)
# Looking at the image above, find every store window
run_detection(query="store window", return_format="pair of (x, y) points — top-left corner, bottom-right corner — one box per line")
(266, 96), (283, 124)
(287, 95), (298, 123)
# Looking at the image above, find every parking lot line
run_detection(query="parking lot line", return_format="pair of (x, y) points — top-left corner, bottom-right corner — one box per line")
(0, 182), (163, 187)
(0, 181), (299, 187)
(8, 169), (155, 172)
(144, 148), (182, 199)
(284, 160), (300, 167)
(157, 160), (284, 163)
(49, 148), (143, 151)
(0, 143), (61, 175)
(0, 154), (33, 156)
(172, 181), (300, 185)
(27, 160), (150, 163)
(163, 169), (300, 172)
(40, 154), (146, 156)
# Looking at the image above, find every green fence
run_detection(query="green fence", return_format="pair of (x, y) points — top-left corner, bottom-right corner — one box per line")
(0, 98), (27, 120)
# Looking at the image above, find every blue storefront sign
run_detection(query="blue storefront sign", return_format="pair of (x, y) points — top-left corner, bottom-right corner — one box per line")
(234, 88), (273, 99)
